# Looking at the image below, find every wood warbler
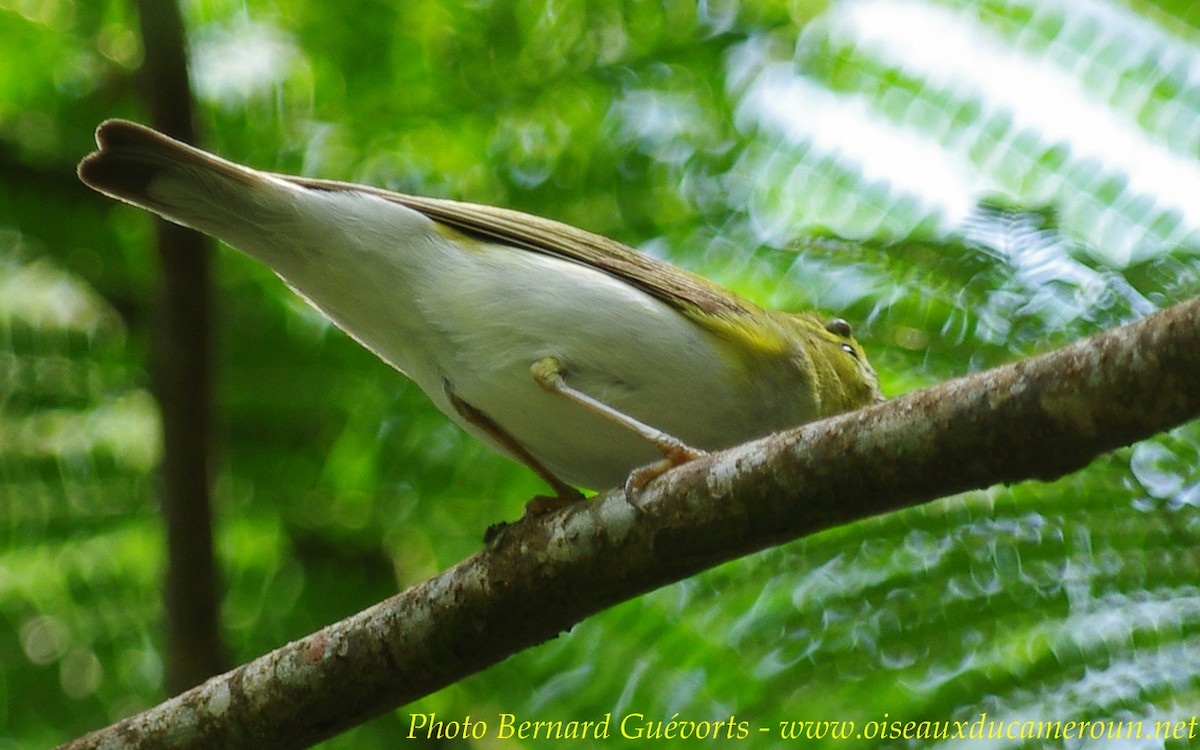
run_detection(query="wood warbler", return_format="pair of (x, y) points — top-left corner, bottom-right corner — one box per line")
(78, 119), (882, 506)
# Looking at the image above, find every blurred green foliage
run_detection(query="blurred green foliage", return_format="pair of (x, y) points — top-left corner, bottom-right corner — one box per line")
(2, 0), (1199, 747)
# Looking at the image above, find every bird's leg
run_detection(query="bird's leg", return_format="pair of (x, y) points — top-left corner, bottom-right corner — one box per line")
(448, 390), (584, 517)
(530, 357), (707, 504)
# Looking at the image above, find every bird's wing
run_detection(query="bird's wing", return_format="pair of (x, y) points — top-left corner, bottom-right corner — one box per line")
(284, 174), (753, 318)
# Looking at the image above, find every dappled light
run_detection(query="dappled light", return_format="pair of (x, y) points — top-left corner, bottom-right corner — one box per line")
(2, 0), (1200, 747)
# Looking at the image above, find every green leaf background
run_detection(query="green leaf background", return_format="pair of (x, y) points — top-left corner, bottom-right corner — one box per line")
(2, 0), (1199, 747)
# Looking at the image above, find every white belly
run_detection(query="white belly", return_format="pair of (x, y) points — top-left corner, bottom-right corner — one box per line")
(271, 192), (770, 490)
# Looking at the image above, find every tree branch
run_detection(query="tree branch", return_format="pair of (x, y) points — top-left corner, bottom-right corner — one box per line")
(57, 295), (1200, 750)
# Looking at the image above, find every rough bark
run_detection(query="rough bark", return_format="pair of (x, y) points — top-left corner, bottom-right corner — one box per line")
(57, 295), (1200, 750)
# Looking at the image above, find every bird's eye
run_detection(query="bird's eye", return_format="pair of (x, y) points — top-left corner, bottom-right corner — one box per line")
(825, 318), (853, 337)
(840, 343), (858, 359)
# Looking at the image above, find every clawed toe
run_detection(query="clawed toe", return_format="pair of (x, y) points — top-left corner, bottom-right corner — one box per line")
(622, 446), (708, 510)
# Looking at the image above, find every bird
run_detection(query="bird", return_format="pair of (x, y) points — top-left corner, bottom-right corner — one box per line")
(78, 119), (883, 510)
